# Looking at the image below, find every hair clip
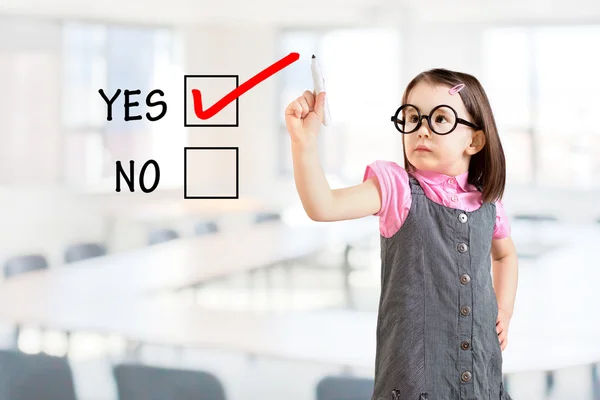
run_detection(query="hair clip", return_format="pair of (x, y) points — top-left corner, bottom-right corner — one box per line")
(449, 83), (465, 95)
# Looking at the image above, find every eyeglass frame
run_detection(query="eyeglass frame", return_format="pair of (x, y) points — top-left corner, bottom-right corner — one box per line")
(390, 104), (481, 135)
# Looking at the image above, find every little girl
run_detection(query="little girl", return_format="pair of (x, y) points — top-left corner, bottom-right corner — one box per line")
(285, 68), (518, 400)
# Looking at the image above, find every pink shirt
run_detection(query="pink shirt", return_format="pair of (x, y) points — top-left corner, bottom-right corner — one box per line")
(363, 160), (511, 240)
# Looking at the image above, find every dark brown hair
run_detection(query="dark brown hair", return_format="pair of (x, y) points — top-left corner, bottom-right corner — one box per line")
(401, 68), (506, 203)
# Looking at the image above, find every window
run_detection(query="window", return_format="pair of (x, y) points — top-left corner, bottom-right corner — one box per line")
(0, 18), (63, 184)
(62, 22), (184, 190)
(277, 28), (402, 184)
(483, 25), (600, 189)
(533, 26), (600, 189)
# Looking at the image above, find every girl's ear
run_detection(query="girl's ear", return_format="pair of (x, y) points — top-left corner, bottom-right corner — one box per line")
(466, 130), (486, 155)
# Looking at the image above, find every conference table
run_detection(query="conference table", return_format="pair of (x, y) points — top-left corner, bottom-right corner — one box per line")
(1, 284), (599, 375)
(0, 218), (379, 335)
(0, 218), (378, 298)
(0, 219), (599, 377)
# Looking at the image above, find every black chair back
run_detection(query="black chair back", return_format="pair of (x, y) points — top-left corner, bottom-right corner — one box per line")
(195, 221), (219, 236)
(64, 242), (107, 263)
(3, 254), (48, 279)
(148, 229), (179, 245)
(254, 212), (281, 224)
(113, 364), (226, 400)
(0, 350), (77, 400)
(316, 376), (374, 400)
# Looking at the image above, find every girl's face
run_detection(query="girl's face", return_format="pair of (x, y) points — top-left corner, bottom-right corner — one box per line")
(403, 82), (485, 176)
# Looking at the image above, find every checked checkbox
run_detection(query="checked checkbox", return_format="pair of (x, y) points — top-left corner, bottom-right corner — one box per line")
(184, 75), (239, 127)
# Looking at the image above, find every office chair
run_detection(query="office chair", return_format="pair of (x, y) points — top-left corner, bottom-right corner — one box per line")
(254, 212), (281, 224)
(316, 375), (374, 400)
(113, 363), (227, 400)
(64, 242), (107, 263)
(148, 229), (179, 246)
(0, 350), (77, 400)
(194, 221), (219, 236)
(3, 254), (48, 279)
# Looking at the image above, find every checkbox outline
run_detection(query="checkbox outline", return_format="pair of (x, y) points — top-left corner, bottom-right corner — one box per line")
(183, 147), (239, 199)
(183, 75), (240, 127)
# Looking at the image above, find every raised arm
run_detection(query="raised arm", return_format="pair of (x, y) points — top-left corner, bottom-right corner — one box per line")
(285, 90), (381, 221)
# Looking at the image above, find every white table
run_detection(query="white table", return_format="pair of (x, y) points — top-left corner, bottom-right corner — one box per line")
(1, 294), (598, 376)
(1, 218), (378, 297)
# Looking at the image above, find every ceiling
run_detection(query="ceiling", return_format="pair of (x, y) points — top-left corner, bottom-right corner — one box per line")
(2, 0), (600, 26)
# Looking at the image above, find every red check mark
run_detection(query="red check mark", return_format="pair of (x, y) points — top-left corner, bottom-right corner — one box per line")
(191, 52), (300, 120)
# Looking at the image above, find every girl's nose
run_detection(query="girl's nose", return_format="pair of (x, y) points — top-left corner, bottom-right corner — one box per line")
(417, 122), (432, 138)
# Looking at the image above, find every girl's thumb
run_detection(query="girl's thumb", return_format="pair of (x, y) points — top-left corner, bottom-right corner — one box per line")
(314, 91), (326, 122)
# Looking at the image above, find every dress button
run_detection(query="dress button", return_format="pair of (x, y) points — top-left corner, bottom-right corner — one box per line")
(460, 274), (471, 284)
(457, 243), (468, 253)
(448, 178), (454, 185)
(392, 389), (400, 400)
(461, 340), (471, 350)
(451, 195), (458, 202)
(458, 213), (468, 223)
(460, 306), (471, 316)
(461, 371), (472, 382)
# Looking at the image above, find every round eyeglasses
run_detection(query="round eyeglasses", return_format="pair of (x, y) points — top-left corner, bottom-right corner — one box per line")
(390, 104), (480, 135)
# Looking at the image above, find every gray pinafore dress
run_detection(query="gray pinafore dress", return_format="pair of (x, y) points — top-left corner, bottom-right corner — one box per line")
(372, 175), (512, 400)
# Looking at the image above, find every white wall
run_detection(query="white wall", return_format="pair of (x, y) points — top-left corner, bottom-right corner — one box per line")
(0, 18), (96, 268)
(400, 21), (485, 79)
(0, 17), (62, 184)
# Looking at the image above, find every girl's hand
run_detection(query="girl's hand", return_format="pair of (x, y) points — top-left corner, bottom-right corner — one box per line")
(496, 308), (511, 351)
(284, 90), (326, 147)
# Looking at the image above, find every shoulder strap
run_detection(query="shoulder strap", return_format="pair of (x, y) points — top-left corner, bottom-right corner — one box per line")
(407, 173), (424, 195)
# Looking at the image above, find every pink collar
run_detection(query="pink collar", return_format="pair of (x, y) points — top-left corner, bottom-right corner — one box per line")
(412, 168), (471, 192)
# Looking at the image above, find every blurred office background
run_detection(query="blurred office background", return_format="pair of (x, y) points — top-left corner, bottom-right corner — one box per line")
(0, 0), (599, 399)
